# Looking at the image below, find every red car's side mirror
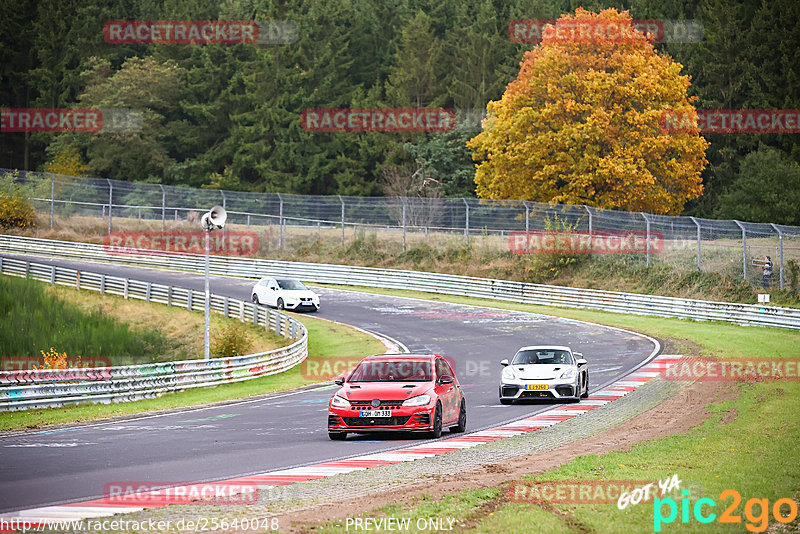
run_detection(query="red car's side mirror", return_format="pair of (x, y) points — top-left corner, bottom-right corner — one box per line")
(438, 375), (454, 385)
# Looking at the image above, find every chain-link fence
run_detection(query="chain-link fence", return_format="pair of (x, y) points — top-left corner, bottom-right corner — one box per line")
(3, 168), (799, 290)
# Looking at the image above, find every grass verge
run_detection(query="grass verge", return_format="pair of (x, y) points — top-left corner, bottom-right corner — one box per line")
(306, 284), (800, 533)
(0, 275), (290, 363)
(0, 286), (385, 432)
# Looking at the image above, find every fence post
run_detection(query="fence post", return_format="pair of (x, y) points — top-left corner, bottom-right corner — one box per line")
(583, 205), (592, 235)
(733, 220), (747, 281)
(462, 198), (470, 247)
(106, 178), (113, 233)
(277, 193), (283, 250)
(690, 216), (701, 271)
(401, 197), (407, 251)
(50, 173), (55, 229)
(641, 213), (651, 267)
(159, 184), (165, 231)
(523, 201), (530, 234)
(339, 195), (345, 246)
(770, 223), (784, 289)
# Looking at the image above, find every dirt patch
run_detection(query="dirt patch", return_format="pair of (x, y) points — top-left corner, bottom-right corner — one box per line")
(720, 407), (738, 425)
(281, 380), (740, 532)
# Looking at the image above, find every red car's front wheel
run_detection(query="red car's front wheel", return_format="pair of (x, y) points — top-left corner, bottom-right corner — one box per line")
(450, 401), (466, 433)
(429, 403), (442, 438)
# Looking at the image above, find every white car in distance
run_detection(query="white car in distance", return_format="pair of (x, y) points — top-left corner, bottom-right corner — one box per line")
(251, 277), (320, 312)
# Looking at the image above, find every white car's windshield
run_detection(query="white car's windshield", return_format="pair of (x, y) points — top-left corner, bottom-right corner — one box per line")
(277, 279), (307, 290)
(512, 350), (573, 365)
(348, 360), (432, 382)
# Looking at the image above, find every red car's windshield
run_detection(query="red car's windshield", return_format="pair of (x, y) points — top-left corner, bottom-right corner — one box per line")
(348, 360), (432, 382)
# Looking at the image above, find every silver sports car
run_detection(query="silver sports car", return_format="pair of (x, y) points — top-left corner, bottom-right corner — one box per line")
(499, 345), (588, 404)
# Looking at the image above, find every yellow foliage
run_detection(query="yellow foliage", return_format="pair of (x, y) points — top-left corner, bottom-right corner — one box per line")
(36, 347), (79, 369)
(44, 146), (87, 177)
(467, 8), (708, 215)
(0, 191), (36, 229)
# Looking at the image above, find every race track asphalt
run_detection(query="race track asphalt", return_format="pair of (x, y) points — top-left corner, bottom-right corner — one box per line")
(0, 254), (658, 512)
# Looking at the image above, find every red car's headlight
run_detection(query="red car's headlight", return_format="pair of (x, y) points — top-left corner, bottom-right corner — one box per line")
(331, 395), (351, 408)
(402, 394), (431, 407)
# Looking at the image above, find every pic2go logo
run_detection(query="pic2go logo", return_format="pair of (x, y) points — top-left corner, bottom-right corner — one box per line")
(654, 489), (798, 532)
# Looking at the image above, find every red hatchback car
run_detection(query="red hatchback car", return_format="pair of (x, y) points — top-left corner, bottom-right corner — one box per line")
(327, 353), (467, 440)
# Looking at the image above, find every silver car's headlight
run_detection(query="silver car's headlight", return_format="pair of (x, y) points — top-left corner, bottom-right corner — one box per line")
(501, 366), (516, 380)
(560, 368), (576, 379)
(402, 394), (431, 407)
(331, 395), (350, 408)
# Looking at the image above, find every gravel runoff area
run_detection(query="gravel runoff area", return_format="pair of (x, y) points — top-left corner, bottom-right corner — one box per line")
(37, 374), (692, 533)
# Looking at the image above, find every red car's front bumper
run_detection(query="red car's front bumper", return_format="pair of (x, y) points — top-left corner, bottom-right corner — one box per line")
(328, 405), (435, 433)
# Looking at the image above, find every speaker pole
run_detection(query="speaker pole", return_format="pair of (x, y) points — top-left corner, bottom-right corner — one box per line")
(204, 227), (211, 360)
(200, 205), (226, 361)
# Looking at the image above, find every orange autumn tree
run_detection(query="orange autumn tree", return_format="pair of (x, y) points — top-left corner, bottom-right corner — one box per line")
(468, 8), (708, 214)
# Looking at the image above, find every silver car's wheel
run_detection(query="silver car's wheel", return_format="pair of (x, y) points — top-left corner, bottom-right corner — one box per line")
(252, 293), (259, 305)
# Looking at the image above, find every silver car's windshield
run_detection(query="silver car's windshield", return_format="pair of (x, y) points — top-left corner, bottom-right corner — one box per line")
(277, 279), (307, 290)
(512, 349), (573, 365)
(348, 360), (432, 382)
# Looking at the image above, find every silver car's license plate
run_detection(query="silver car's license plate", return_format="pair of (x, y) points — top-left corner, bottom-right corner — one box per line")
(359, 410), (391, 418)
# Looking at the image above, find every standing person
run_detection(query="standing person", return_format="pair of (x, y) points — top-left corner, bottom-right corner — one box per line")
(762, 256), (773, 289)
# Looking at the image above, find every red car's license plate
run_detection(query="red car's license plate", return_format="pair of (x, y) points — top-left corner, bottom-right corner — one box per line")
(359, 410), (391, 418)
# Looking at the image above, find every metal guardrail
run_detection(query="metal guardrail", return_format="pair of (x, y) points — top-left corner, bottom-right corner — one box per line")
(5, 168), (800, 288)
(0, 255), (308, 411)
(2, 234), (799, 331)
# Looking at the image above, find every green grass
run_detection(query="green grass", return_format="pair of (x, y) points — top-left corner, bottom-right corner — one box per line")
(0, 288), (385, 431)
(307, 284), (800, 533)
(0, 275), (290, 364)
(0, 274), (170, 361)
